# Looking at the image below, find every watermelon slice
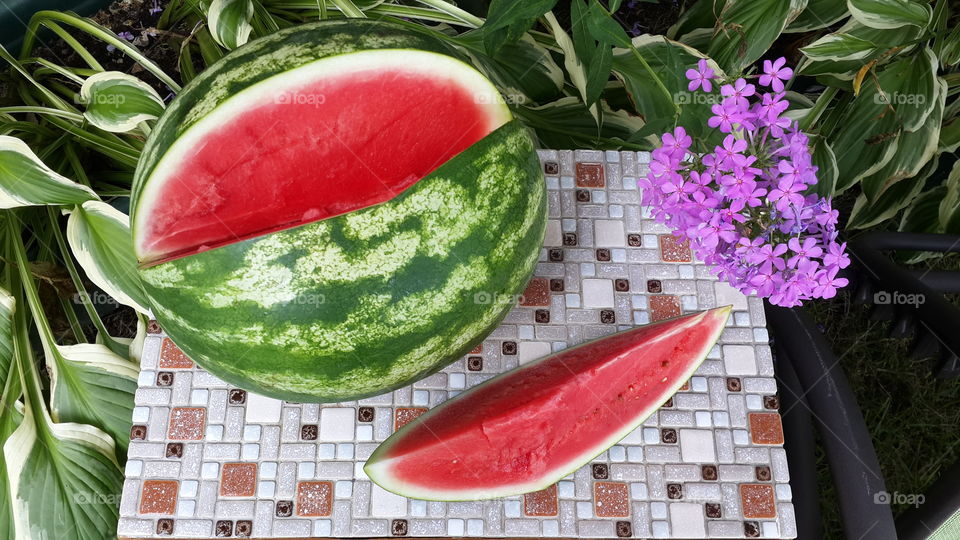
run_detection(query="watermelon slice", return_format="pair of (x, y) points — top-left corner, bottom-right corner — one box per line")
(133, 48), (511, 264)
(364, 306), (731, 501)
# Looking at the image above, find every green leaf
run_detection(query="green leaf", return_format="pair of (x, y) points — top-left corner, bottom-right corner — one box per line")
(584, 0), (633, 48)
(46, 343), (138, 454)
(4, 404), (122, 540)
(801, 33), (879, 61)
(0, 288), (13, 397)
(847, 0), (931, 29)
(482, 0), (558, 55)
(899, 185), (947, 233)
(518, 96), (646, 149)
(941, 115), (960, 152)
(208, 0), (255, 50)
(66, 201), (150, 314)
(708, 0), (808, 72)
(786, 0), (850, 32)
(939, 159), (960, 233)
(611, 35), (725, 144)
(0, 287), (21, 540)
(0, 137), (98, 208)
(809, 136), (839, 197)
(799, 21), (921, 81)
(875, 47), (938, 132)
(79, 72), (165, 133)
(937, 22), (960, 66)
(860, 76), (944, 201)
(456, 32), (564, 104)
(847, 166), (928, 228)
(543, 12), (598, 122)
(668, 0), (725, 42)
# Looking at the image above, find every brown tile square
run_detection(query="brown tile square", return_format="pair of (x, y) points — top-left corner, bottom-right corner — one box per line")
(147, 320), (163, 334)
(156, 518), (174, 535)
(548, 248), (564, 262)
(467, 356), (483, 371)
(550, 278), (565, 292)
(662, 396), (673, 408)
(705, 502), (722, 518)
(159, 338), (193, 368)
(596, 248), (611, 261)
(646, 279), (662, 293)
(220, 463), (257, 497)
(593, 481), (630, 517)
(659, 234), (692, 262)
(275, 500), (293, 517)
(235, 520), (252, 537)
(649, 295), (681, 322)
(666, 483), (683, 499)
(394, 407), (427, 431)
(215, 520), (232, 537)
(744, 521), (761, 537)
(680, 380), (690, 391)
(357, 406), (375, 422)
(563, 233), (578, 246)
(755, 465), (772, 481)
(600, 309), (616, 324)
(391, 519), (408, 536)
(520, 278), (551, 306)
(228, 389), (247, 405)
(301, 424), (318, 440)
(296, 481), (333, 516)
(156, 371), (173, 387)
(615, 279), (630, 292)
(660, 428), (677, 444)
(616, 520), (632, 537)
(502, 341), (517, 355)
(727, 377), (742, 392)
(740, 484), (777, 518)
(140, 480), (178, 514)
(576, 162), (604, 187)
(165, 443), (183, 458)
(131, 425), (147, 440)
(535, 309), (550, 323)
(168, 407), (205, 440)
(469, 343), (482, 354)
(591, 463), (609, 479)
(523, 484), (558, 516)
(627, 234), (642, 247)
(749, 412), (785, 445)
(544, 161), (559, 175)
(701, 464), (718, 481)
(576, 189), (591, 202)
(764, 395), (780, 409)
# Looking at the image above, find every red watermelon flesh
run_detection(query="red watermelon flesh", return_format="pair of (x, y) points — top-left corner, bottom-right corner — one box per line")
(364, 306), (731, 500)
(134, 51), (511, 264)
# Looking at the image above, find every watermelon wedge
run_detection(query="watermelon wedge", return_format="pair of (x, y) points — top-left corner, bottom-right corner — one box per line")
(364, 306), (732, 501)
(131, 20), (547, 402)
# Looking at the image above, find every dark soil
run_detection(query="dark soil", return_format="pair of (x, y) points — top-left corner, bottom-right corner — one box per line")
(552, 0), (683, 37)
(33, 0), (182, 97)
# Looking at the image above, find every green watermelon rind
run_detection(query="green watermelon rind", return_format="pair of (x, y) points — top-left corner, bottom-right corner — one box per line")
(140, 120), (547, 402)
(363, 306), (732, 501)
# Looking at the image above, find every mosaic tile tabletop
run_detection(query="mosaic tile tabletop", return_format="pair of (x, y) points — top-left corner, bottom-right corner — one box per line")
(118, 150), (796, 539)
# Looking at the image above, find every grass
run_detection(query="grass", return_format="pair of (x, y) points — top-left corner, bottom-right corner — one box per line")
(805, 254), (960, 539)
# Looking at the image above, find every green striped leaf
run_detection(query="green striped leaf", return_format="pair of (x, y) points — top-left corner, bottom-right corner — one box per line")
(4, 405), (122, 540)
(79, 72), (165, 133)
(0, 137), (97, 208)
(66, 201), (150, 314)
(0, 287), (20, 540)
(786, 0), (850, 32)
(809, 137), (838, 197)
(848, 0), (931, 29)
(208, 0), (255, 50)
(708, 0), (807, 72)
(900, 185), (946, 233)
(46, 343), (138, 454)
(0, 288), (13, 398)
(801, 33), (878, 61)
(940, 159), (960, 234)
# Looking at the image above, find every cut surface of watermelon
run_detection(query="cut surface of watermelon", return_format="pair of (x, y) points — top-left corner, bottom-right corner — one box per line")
(133, 49), (510, 264)
(365, 306), (731, 500)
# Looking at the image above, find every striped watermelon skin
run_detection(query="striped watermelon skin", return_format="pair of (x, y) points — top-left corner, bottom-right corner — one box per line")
(131, 19), (459, 210)
(139, 121), (546, 402)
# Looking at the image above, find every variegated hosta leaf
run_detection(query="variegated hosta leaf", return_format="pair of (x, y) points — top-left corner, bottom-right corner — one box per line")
(798, 21), (920, 80)
(4, 407), (122, 540)
(458, 33), (564, 105)
(543, 12), (598, 122)
(0, 287), (21, 540)
(940, 159), (960, 234)
(801, 33), (879, 61)
(785, 0), (849, 33)
(938, 23), (960, 67)
(208, 0), (255, 50)
(809, 137), (838, 197)
(900, 185), (947, 234)
(847, 0), (931, 30)
(860, 77), (945, 202)
(520, 97), (645, 149)
(0, 288), (13, 396)
(79, 72), (165, 133)
(46, 343), (138, 454)
(708, 0), (808, 72)
(66, 201), (150, 314)
(875, 47), (938, 132)
(0, 136), (97, 209)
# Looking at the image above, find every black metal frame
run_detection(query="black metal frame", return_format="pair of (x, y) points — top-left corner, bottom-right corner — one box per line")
(766, 232), (960, 539)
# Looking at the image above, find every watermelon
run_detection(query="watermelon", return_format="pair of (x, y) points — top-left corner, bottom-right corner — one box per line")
(364, 306), (732, 501)
(131, 20), (546, 402)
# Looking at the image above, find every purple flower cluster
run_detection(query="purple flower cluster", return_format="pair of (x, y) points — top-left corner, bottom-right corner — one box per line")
(639, 57), (850, 307)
